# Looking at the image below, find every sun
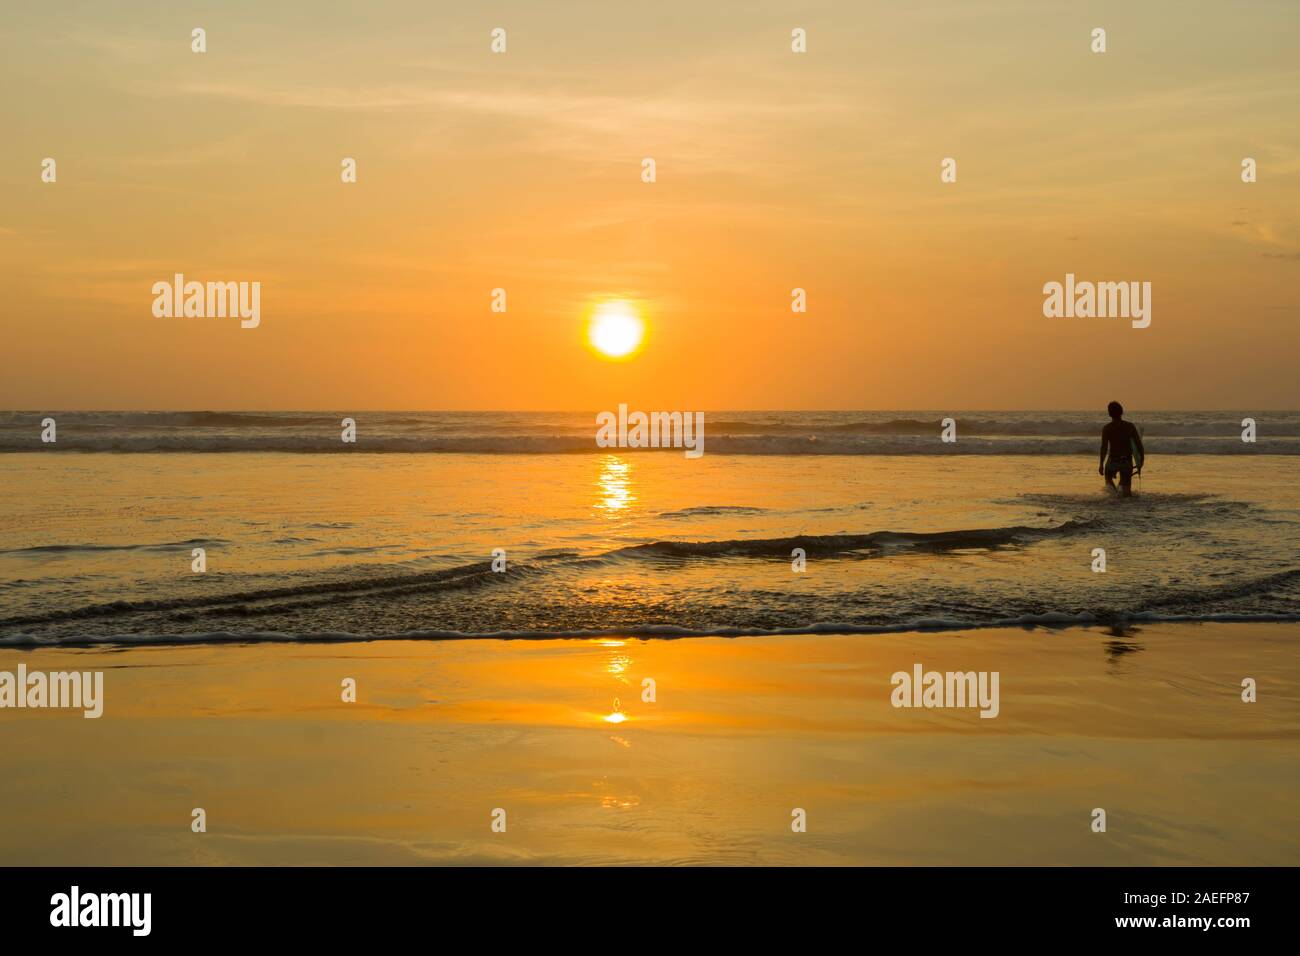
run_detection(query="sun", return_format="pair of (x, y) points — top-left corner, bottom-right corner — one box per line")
(588, 301), (644, 359)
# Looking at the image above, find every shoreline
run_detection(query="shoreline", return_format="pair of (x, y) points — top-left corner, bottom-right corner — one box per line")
(4, 614), (1300, 649)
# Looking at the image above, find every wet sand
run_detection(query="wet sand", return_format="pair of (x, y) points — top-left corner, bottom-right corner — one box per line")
(1, 622), (1296, 865)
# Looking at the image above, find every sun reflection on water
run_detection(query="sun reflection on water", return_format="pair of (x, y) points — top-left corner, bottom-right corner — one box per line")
(595, 455), (636, 514)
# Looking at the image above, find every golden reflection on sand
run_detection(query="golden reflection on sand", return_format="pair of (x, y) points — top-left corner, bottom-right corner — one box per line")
(603, 697), (628, 724)
(605, 648), (632, 684)
(2, 624), (1298, 865)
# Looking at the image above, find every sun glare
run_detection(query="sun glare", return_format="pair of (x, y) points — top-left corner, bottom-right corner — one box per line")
(588, 301), (644, 359)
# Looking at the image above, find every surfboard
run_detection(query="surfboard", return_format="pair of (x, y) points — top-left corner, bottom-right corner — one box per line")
(1130, 428), (1144, 473)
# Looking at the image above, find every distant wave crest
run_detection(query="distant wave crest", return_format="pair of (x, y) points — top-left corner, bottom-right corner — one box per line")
(3, 411), (1298, 454)
(3, 434), (1297, 455)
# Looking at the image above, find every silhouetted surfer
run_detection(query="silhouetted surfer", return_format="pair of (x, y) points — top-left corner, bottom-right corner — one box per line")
(1099, 401), (1144, 497)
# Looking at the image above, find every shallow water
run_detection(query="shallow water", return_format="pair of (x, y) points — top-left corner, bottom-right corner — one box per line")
(1, 450), (1297, 642)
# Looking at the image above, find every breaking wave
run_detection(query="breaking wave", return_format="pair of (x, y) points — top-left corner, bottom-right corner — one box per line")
(3, 410), (1298, 454)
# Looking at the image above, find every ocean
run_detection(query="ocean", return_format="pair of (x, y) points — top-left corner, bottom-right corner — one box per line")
(1, 410), (1298, 644)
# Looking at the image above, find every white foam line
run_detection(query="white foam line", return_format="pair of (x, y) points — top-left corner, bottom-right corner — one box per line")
(4, 611), (1299, 649)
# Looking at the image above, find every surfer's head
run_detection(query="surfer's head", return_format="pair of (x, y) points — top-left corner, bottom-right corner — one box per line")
(1107, 401), (1123, 420)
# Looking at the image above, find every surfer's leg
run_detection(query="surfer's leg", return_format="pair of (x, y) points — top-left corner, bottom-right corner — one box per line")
(1104, 459), (1119, 494)
(1119, 464), (1133, 497)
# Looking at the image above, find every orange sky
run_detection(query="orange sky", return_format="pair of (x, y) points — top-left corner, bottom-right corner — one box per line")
(2, 1), (1299, 409)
